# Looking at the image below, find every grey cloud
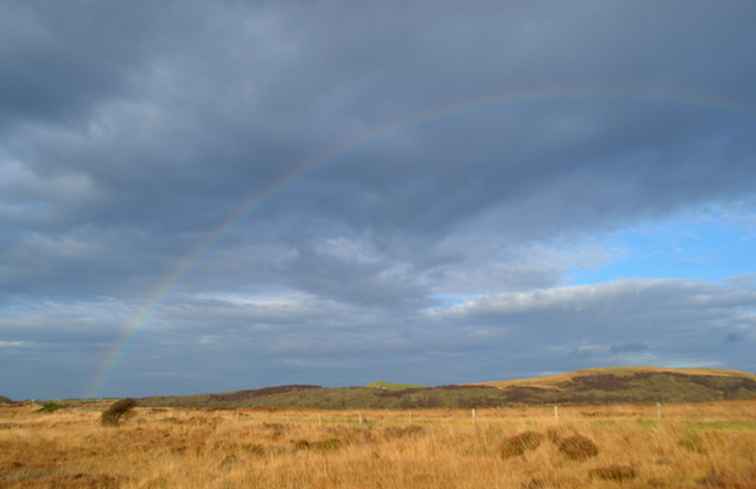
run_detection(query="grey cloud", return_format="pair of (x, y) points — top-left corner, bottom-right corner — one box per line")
(2, 1), (756, 398)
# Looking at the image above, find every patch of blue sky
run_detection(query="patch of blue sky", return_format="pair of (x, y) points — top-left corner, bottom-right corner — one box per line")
(569, 204), (756, 285)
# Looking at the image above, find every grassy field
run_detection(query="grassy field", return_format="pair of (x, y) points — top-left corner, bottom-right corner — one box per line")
(2, 400), (756, 488)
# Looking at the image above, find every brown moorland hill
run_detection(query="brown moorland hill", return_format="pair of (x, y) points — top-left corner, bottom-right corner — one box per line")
(473, 366), (756, 404)
(134, 367), (756, 410)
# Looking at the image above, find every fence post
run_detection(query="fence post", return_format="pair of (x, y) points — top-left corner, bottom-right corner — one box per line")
(554, 404), (559, 421)
(656, 402), (662, 421)
(472, 408), (477, 422)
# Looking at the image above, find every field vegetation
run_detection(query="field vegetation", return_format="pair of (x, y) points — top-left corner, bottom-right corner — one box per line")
(2, 399), (756, 488)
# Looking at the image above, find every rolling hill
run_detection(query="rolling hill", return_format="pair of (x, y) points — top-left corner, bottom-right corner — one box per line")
(136, 367), (756, 409)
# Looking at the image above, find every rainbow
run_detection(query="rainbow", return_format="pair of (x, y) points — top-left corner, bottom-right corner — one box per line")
(87, 87), (744, 397)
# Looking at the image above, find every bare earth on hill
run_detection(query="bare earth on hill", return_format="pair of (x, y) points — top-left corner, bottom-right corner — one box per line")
(2, 400), (756, 488)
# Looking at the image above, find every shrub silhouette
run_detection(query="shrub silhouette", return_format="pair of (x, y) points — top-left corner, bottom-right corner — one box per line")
(557, 434), (599, 461)
(101, 398), (137, 426)
(500, 431), (545, 458)
(589, 465), (638, 482)
(0, 395), (13, 405)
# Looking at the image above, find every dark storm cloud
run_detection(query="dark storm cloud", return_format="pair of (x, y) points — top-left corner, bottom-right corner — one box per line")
(1, 1), (756, 398)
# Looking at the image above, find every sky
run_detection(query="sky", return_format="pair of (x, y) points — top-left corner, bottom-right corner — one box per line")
(1, 1), (756, 400)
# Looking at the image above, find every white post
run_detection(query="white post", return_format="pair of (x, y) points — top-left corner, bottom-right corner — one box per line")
(656, 402), (662, 421)
(358, 412), (364, 425)
(554, 405), (559, 421)
(472, 408), (477, 422)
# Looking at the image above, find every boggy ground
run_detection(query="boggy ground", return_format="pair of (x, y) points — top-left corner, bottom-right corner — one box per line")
(1, 401), (755, 489)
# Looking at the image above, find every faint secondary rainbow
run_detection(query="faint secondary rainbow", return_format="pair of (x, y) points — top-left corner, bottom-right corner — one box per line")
(87, 87), (745, 397)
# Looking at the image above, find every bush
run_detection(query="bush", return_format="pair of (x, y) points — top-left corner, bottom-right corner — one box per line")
(36, 402), (65, 413)
(101, 398), (137, 426)
(557, 434), (599, 461)
(500, 431), (545, 459)
(0, 395), (13, 405)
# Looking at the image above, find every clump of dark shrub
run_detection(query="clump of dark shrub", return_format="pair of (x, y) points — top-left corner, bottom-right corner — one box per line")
(0, 395), (13, 405)
(292, 438), (343, 451)
(242, 443), (267, 456)
(589, 465), (638, 482)
(556, 434), (599, 461)
(500, 431), (546, 459)
(101, 398), (137, 426)
(293, 439), (311, 450)
(383, 425), (425, 440)
(36, 401), (65, 413)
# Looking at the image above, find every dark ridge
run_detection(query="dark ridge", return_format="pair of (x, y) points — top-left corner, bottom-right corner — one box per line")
(0, 395), (13, 405)
(374, 388), (426, 398)
(563, 374), (632, 391)
(209, 385), (322, 402)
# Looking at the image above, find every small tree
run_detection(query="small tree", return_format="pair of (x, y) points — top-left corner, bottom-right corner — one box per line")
(101, 398), (137, 426)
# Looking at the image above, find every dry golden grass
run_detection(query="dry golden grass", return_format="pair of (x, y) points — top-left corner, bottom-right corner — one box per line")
(1, 400), (756, 488)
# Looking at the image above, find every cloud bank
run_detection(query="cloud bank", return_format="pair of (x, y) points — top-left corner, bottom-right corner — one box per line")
(1, 0), (755, 398)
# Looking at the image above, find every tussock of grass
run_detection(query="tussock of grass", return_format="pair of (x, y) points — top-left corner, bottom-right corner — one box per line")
(500, 431), (545, 458)
(293, 438), (343, 451)
(556, 434), (599, 461)
(589, 464), (638, 481)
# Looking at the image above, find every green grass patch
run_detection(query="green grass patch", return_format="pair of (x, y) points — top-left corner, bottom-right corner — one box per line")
(636, 418), (659, 429)
(36, 402), (65, 413)
(688, 420), (756, 432)
(590, 419), (619, 428)
(366, 381), (426, 390)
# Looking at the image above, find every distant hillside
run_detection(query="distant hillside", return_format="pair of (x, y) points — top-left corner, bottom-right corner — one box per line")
(366, 381), (427, 391)
(135, 367), (756, 409)
(474, 367), (756, 404)
(0, 395), (13, 405)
